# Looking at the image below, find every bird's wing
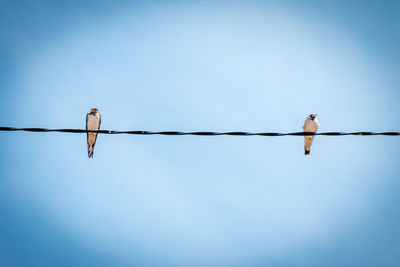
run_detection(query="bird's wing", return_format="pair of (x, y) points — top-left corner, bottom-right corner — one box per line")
(93, 114), (100, 147)
(98, 114), (101, 130)
(86, 113), (89, 146)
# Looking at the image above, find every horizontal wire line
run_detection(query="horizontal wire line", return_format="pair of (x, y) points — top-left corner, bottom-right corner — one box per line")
(0, 127), (399, 136)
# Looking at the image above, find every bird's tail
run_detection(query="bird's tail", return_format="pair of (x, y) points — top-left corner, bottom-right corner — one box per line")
(88, 145), (94, 158)
(304, 136), (313, 155)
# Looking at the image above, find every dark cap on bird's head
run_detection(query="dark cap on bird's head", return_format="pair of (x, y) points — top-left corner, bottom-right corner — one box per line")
(308, 113), (317, 120)
(90, 108), (99, 113)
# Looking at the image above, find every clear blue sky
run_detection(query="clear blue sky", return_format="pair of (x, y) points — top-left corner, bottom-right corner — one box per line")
(0, 1), (399, 266)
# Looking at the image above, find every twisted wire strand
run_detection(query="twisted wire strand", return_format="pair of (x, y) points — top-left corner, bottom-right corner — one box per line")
(0, 127), (399, 136)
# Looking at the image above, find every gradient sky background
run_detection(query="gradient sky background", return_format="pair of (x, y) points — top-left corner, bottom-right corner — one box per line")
(0, 0), (400, 266)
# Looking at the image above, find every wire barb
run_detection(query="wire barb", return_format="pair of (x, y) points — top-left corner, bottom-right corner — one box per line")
(0, 127), (399, 136)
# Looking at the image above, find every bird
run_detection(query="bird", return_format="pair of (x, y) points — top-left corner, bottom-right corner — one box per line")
(86, 108), (101, 158)
(303, 113), (319, 155)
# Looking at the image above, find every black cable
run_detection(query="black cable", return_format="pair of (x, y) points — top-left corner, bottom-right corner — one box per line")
(0, 127), (399, 136)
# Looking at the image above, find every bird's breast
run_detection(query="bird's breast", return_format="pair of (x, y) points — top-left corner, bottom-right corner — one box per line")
(87, 115), (100, 130)
(303, 120), (319, 132)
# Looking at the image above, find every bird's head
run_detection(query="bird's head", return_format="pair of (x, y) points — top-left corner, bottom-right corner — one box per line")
(90, 108), (99, 113)
(308, 113), (317, 120)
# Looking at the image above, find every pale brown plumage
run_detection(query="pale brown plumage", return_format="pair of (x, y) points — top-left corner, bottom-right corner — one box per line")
(86, 108), (101, 158)
(303, 114), (319, 155)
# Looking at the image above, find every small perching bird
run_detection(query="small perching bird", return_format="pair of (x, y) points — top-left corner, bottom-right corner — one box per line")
(303, 113), (319, 155)
(86, 108), (101, 158)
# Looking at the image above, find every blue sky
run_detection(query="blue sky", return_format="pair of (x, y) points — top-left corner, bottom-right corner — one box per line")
(0, 1), (399, 266)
